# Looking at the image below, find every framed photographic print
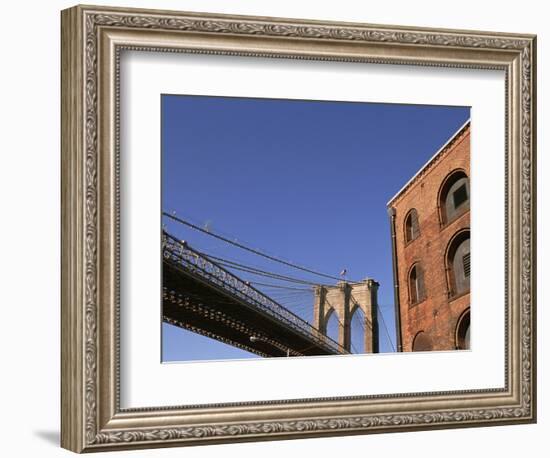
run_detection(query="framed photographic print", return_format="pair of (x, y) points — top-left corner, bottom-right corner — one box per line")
(61, 4), (537, 453)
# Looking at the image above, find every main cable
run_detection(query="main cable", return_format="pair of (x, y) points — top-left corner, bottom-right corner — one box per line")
(163, 211), (356, 283)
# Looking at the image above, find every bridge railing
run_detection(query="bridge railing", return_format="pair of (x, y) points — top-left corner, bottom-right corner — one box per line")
(162, 231), (348, 355)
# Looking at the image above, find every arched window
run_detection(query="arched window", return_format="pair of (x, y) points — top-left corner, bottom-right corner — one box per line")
(412, 331), (432, 352)
(446, 231), (470, 297)
(439, 170), (470, 225)
(325, 309), (340, 344)
(409, 263), (426, 305)
(405, 209), (420, 243)
(456, 308), (471, 350)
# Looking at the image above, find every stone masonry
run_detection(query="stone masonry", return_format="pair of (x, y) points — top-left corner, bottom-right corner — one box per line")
(313, 279), (379, 353)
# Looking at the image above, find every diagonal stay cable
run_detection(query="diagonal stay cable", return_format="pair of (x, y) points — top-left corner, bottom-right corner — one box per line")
(248, 281), (312, 291)
(210, 260), (322, 287)
(163, 211), (357, 283)
(198, 252), (326, 287)
(377, 304), (396, 352)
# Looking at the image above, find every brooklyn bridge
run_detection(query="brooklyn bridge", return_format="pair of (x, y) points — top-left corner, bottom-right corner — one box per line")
(162, 212), (395, 358)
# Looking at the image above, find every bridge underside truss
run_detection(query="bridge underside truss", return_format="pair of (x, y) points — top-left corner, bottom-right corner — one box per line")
(163, 261), (344, 358)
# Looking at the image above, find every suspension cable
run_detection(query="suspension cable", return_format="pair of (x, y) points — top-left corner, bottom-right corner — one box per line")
(163, 211), (356, 282)
(377, 304), (396, 352)
(249, 281), (312, 291)
(211, 260), (323, 287)
(197, 251), (328, 287)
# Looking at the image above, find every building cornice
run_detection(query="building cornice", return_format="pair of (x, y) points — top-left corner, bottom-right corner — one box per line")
(386, 119), (471, 207)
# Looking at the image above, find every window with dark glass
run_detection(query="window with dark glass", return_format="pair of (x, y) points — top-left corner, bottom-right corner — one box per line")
(409, 264), (425, 304)
(405, 209), (420, 243)
(456, 309), (470, 350)
(440, 172), (470, 225)
(453, 183), (468, 208)
(449, 235), (470, 296)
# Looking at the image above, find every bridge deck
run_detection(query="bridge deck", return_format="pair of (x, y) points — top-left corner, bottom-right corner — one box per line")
(162, 233), (348, 358)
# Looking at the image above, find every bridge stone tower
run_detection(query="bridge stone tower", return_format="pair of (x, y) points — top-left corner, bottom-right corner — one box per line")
(313, 279), (379, 353)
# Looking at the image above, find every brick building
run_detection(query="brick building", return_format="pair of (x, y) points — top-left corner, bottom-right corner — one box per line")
(387, 122), (471, 352)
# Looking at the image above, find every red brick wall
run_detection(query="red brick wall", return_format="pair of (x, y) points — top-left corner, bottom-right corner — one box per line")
(389, 125), (470, 351)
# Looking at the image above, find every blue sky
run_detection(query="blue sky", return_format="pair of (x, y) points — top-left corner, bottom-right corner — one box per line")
(161, 94), (470, 362)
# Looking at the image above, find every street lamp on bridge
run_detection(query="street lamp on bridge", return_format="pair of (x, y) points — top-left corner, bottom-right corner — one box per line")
(249, 336), (291, 357)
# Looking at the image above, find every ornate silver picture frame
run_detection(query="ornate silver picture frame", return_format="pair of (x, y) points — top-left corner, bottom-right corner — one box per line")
(61, 4), (536, 453)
